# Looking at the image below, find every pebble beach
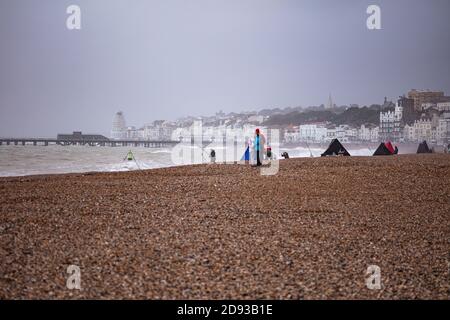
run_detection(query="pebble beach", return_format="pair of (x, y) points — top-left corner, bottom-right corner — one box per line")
(0, 155), (449, 299)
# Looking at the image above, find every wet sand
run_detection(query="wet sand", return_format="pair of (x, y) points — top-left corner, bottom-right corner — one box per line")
(0, 155), (449, 299)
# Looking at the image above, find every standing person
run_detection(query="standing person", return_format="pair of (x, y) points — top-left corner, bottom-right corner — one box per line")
(210, 149), (216, 163)
(266, 146), (272, 160)
(281, 152), (290, 159)
(254, 128), (265, 166)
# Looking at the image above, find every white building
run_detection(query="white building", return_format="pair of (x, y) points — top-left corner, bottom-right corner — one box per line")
(329, 125), (356, 143)
(403, 124), (415, 142)
(326, 127), (336, 141)
(171, 122), (248, 143)
(437, 112), (450, 145)
(171, 127), (190, 141)
(284, 127), (300, 143)
(359, 124), (379, 142)
(299, 124), (327, 142)
(160, 123), (175, 141)
(370, 126), (380, 142)
(380, 102), (403, 142)
(143, 124), (159, 141)
(411, 118), (433, 142)
(143, 120), (175, 141)
(320, 125), (361, 143)
(283, 123), (363, 143)
(111, 111), (127, 139)
(437, 102), (450, 112)
(126, 126), (139, 140)
(420, 102), (437, 111)
(344, 126), (358, 142)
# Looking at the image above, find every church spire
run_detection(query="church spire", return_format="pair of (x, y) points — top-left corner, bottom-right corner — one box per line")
(327, 93), (334, 109)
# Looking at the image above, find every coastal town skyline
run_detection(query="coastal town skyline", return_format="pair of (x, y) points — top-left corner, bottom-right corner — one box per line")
(1, 87), (449, 149)
(107, 88), (450, 146)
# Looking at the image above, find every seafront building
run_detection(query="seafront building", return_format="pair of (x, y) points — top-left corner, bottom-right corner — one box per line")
(111, 111), (127, 139)
(403, 112), (450, 145)
(437, 112), (450, 145)
(283, 123), (378, 144)
(379, 102), (403, 142)
(359, 124), (379, 142)
(299, 123), (328, 142)
(284, 126), (300, 143)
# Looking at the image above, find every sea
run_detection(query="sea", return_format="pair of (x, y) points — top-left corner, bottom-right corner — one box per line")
(0, 144), (375, 177)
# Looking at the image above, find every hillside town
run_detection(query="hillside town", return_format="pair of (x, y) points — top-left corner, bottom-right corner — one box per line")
(111, 89), (450, 146)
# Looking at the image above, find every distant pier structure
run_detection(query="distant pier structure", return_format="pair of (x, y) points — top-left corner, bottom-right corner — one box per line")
(0, 131), (178, 148)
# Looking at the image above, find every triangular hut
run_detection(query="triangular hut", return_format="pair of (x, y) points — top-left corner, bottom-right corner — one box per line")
(321, 139), (351, 157)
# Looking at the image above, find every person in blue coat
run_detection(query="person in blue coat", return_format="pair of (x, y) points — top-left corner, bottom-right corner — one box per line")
(254, 128), (265, 166)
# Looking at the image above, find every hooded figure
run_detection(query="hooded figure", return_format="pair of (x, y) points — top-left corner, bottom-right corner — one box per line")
(124, 150), (134, 161)
(210, 149), (216, 163)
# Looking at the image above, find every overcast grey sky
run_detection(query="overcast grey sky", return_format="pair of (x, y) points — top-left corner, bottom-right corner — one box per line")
(1, 0), (449, 137)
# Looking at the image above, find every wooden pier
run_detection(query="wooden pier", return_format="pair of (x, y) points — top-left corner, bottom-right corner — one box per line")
(0, 138), (178, 148)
